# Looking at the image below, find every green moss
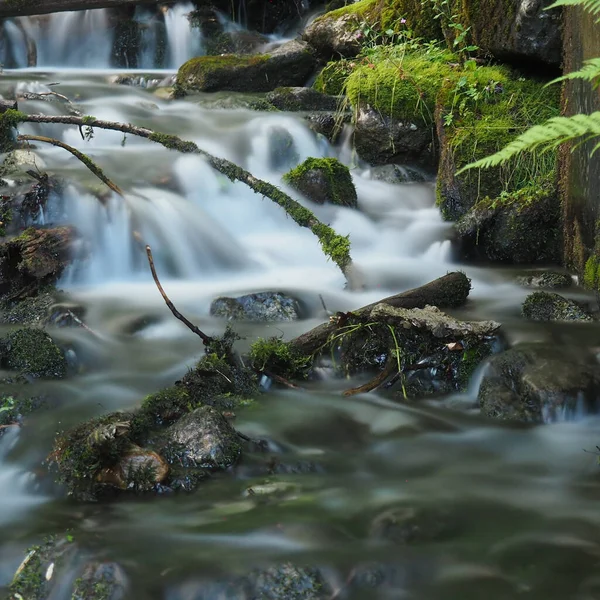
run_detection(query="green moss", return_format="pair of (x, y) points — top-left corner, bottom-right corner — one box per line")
(283, 157), (357, 208)
(311, 223), (352, 269)
(0, 108), (27, 153)
(248, 337), (312, 380)
(314, 61), (354, 96)
(522, 291), (593, 322)
(148, 131), (197, 153)
(0, 391), (47, 426)
(3, 328), (66, 379)
(584, 255), (599, 289)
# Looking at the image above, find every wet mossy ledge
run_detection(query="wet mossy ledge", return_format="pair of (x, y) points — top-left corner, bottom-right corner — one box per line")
(174, 40), (317, 96)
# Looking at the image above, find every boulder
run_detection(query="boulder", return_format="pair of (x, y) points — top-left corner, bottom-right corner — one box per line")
(366, 164), (429, 184)
(267, 127), (300, 172)
(522, 291), (593, 322)
(71, 561), (128, 600)
(161, 405), (242, 470)
(210, 291), (301, 322)
(304, 112), (347, 143)
(265, 87), (340, 111)
(283, 157), (358, 208)
(478, 343), (600, 422)
(354, 105), (435, 166)
(454, 187), (561, 264)
(302, 13), (363, 57)
(175, 40), (316, 95)
(515, 270), (573, 289)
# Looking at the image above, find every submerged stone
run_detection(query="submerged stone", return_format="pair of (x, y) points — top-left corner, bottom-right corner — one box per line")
(71, 561), (128, 600)
(515, 270), (573, 289)
(210, 291), (301, 322)
(478, 343), (600, 422)
(522, 291), (593, 322)
(283, 157), (358, 208)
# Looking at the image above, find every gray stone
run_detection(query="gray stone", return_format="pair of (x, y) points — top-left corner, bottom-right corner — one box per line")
(303, 13), (362, 57)
(163, 406), (242, 470)
(515, 270), (573, 289)
(266, 87), (340, 112)
(478, 343), (600, 422)
(522, 291), (593, 322)
(210, 291), (301, 322)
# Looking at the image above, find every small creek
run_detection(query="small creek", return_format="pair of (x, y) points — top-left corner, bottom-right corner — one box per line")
(2, 62), (600, 598)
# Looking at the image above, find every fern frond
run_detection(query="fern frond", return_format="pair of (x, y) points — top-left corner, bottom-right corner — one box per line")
(456, 112), (600, 173)
(547, 0), (600, 18)
(549, 57), (600, 86)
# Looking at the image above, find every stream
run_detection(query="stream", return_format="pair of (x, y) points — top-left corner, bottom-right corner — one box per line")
(2, 10), (600, 599)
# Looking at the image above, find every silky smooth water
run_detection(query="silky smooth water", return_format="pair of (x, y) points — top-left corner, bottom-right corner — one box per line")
(1, 69), (600, 599)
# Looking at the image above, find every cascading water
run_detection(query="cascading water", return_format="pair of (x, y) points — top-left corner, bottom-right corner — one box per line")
(0, 2), (202, 69)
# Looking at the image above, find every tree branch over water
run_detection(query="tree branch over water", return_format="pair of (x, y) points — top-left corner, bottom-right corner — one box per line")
(4, 110), (355, 285)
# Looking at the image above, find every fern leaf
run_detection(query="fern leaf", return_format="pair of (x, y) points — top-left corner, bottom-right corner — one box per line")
(547, 0), (600, 18)
(549, 57), (600, 86)
(456, 112), (600, 173)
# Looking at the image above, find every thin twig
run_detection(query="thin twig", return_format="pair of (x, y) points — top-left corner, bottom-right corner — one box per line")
(342, 354), (396, 397)
(145, 245), (213, 345)
(260, 369), (304, 390)
(17, 134), (123, 197)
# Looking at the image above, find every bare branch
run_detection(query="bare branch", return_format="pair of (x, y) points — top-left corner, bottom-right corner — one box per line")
(145, 245), (213, 345)
(17, 134), (123, 198)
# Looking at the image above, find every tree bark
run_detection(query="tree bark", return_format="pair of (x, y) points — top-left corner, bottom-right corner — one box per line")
(290, 272), (472, 356)
(0, 0), (164, 18)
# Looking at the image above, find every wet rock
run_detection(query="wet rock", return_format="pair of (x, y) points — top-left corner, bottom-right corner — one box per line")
(522, 291), (593, 322)
(244, 563), (331, 599)
(0, 385), (49, 428)
(478, 343), (600, 422)
(304, 112), (347, 143)
(72, 561), (128, 600)
(283, 157), (358, 208)
(515, 270), (573, 289)
(0, 226), (76, 301)
(175, 40), (316, 95)
(210, 291), (302, 322)
(370, 504), (459, 545)
(0, 149), (47, 177)
(2, 327), (67, 379)
(455, 189), (561, 264)
(267, 127), (300, 171)
(303, 13), (363, 58)
(354, 105), (435, 166)
(161, 406), (242, 470)
(324, 304), (500, 398)
(366, 163), (429, 184)
(0, 290), (57, 326)
(265, 87), (339, 112)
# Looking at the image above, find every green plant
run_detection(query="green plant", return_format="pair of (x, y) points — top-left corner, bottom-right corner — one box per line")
(458, 0), (600, 173)
(426, 0), (478, 60)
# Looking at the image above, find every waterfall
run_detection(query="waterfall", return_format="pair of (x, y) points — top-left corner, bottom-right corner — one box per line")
(0, 2), (202, 70)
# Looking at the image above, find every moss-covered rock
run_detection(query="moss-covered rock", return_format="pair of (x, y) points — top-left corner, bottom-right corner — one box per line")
(0, 385), (48, 428)
(248, 337), (312, 380)
(0, 99), (19, 153)
(522, 291), (593, 322)
(210, 291), (301, 322)
(265, 87), (340, 111)
(478, 343), (600, 422)
(2, 328), (67, 379)
(71, 561), (128, 600)
(454, 185), (561, 264)
(283, 157), (358, 208)
(175, 40), (316, 95)
(303, 0), (442, 58)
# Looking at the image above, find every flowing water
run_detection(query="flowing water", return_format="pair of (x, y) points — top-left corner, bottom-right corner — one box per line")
(2, 37), (600, 600)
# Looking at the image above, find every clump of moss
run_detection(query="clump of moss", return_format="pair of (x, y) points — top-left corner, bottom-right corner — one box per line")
(248, 337), (312, 380)
(2, 328), (67, 379)
(283, 157), (358, 208)
(314, 60), (355, 96)
(522, 291), (593, 322)
(0, 391), (47, 426)
(584, 255), (600, 290)
(0, 108), (26, 153)
(311, 223), (352, 270)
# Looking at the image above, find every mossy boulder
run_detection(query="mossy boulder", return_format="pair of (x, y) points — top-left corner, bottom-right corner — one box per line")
(265, 87), (340, 111)
(303, 0), (442, 58)
(210, 291), (302, 322)
(454, 185), (561, 264)
(522, 291), (593, 322)
(175, 40), (316, 95)
(478, 343), (600, 422)
(2, 328), (67, 379)
(283, 157), (358, 208)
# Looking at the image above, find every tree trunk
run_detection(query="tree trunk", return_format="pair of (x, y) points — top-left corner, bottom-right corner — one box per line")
(290, 272), (472, 356)
(0, 0), (167, 18)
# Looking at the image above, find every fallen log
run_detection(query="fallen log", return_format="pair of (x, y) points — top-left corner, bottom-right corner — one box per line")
(290, 271), (472, 356)
(0, 0), (162, 18)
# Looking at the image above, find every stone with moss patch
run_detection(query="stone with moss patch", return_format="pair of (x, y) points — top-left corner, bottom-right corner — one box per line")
(72, 561), (128, 600)
(455, 184), (561, 264)
(175, 40), (316, 95)
(515, 271), (573, 289)
(283, 157), (358, 208)
(522, 291), (593, 322)
(210, 291), (302, 322)
(249, 337), (312, 380)
(2, 328), (67, 379)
